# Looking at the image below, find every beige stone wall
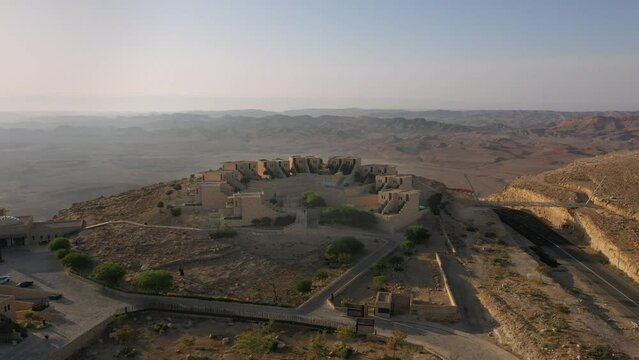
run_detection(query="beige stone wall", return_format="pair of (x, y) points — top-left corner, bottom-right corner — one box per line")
(0, 295), (16, 322)
(201, 182), (233, 209)
(230, 195), (281, 226)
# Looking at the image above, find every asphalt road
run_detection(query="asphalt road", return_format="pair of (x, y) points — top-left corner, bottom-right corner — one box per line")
(495, 208), (639, 321)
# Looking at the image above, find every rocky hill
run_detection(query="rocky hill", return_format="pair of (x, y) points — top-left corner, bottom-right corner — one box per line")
(489, 150), (639, 282)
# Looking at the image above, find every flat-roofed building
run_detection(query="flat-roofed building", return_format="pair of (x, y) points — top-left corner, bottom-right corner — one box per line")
(362, 164), (398, 176)
(257, 159), (289, 179)
(378, 189), (419, 215)
(0, 215), (84, 247)
(225, 192), (281, 226)
(327, 156), (361, 175)
(0, 295), (16, 322)
(222, 160), (259, 179)
(375, 174), (413, 192)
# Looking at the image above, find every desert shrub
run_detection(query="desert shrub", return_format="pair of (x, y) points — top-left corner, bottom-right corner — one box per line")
(307, 332), (329, 360)
(320, 205), (377, 228)
(157, 201), (164, 208)
(172, 183), (182, 191)
(134, 270), (173, 294)
(273, 214), (296, 226)
(386, 329), (407, 359)
(399, 240), (415, 254)
(24, 311), (35, 319)
(165, 189), (174, 196)
(325, 237), (364, 262)
(335, 325), (355, 342)
(170, 206), (182, 217)
(55, 249), (70, 259)
(91, 262), (126, 286)
(373, 275), (388, 290)
(302, 191), (326, 208)
(234, 323), (278, 356)
(48, 237), (70, 251)
(259, 217), (272, 226)
(405, 225), (429, 244)
(61, 252), (92, 270)
(110, 325), (138, 346)
(296, 279), (312, 294)
(335, 345), (354, 359)
(212, 223), (237, 238)
(314, 269), (329, 281)
(554, 303), (571, 314)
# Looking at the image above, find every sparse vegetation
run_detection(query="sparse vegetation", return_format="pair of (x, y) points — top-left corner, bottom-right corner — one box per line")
(388, 255), (405, 271)
(273, 214), (296, 226)
(371, 261), (386, 275)
(55, 248), (70, 259)
(306, 331), (329, 360)
(335, 325), (356, 342)
(134, 270), (173, 294)
(399, 239), (415, 254)
(385, 329), (407, 359)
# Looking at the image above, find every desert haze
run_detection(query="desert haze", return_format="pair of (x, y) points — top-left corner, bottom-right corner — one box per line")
(1, 110), (637, 219)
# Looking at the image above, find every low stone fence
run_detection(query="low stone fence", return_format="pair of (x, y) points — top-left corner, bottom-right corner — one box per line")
(410, 302), (459, 322)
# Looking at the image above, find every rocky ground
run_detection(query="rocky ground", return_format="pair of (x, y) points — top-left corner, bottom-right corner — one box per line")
(488, 150), (639, 283)
(53, 177), (384, 306)
(447, 204), (638, 360)
(70, 311), (435, 360)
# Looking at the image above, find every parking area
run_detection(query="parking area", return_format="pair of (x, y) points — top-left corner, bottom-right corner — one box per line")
(0, 246), (128, 359)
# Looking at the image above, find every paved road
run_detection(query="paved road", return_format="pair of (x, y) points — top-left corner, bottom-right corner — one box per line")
(376, 318), (519, 360)
(496, 208), (639, 321)
(84, 220), (206, 232)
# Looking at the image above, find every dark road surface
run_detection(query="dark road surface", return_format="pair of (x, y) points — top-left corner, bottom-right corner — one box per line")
(495, 208), (639, 320)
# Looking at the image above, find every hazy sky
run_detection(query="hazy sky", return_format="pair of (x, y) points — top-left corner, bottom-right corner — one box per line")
(1, 0), (638, 112)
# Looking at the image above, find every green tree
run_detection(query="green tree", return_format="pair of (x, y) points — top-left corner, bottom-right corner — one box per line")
(314, 269), (329, 281)
(373, 275), (388, 290)
(325, 237), (364, 262)
(48, 237), (71, 251)
(91, 262), (126, 286)
(371, 261), (386, 275)
(296, 279), (312, 294)
(54, 249), (70, 259)
(405, 225), (429, 244)
(399, 240), (415, 254)
(61, 252), (92, 271)
(134, 270), (173, 294)
(302, 191), (326, 208)
(170, 206), (182, 217)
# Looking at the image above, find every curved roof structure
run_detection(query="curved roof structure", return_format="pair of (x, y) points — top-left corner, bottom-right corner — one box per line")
(0, 215), (21, 226)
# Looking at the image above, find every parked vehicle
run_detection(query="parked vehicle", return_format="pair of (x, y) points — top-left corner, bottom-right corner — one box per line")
(16, 281), (34, 288)
(32, 300), (49, 311)
(0, 276), (10, 284)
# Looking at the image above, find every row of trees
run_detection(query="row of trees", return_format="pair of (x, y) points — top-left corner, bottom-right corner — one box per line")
(48, 237), (173, 293)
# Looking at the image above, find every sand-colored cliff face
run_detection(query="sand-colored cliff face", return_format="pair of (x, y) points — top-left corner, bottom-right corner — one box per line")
(489, 150), (639, 282)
